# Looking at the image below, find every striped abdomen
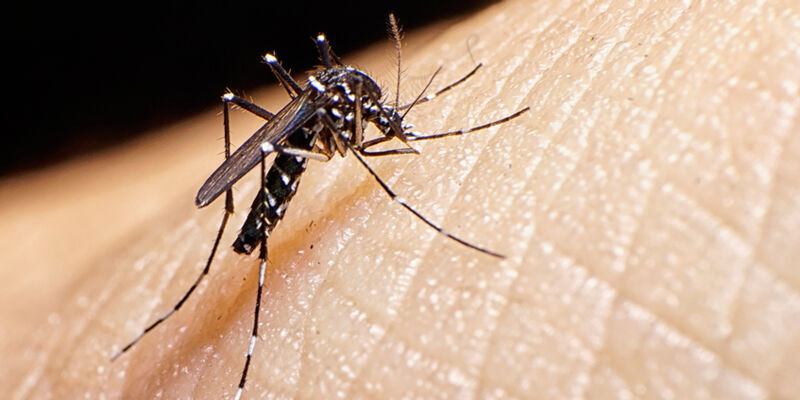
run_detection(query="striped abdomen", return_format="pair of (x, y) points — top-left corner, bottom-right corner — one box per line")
(233, 126), (318, 254)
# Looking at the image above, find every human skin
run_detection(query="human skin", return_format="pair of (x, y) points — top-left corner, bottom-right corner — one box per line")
(2, 0), (799, 399)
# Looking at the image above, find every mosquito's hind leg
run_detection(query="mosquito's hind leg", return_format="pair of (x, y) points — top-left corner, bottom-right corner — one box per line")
(234, 145), (271, 400)
(111, 99), (236, 361)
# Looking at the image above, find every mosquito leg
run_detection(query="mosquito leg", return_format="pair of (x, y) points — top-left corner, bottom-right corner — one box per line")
(262, 141), (332, 162)
(397, 63), (483, 111)
(314, 34), (334, 68)
(360, 136), (418, 156)
(399, 66), (442, 120)
(359, 136), (417, 156)
(234, 146), (270, 400)
(312, 109), (505, 258)
(361, 148), (419, 157)
(345, 142), (504, 258)
(223, 93), (275, 120)
(111, 98), (236, 362)
(263, 53), (303, 98)
(405, 107), (530, 142)
(360, 107), (529, 156)
(315, 34), (343, 67)
(360, 136), (393, 149)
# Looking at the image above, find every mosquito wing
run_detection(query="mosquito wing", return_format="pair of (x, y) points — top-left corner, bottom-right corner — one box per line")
(195, 89), (328, 207)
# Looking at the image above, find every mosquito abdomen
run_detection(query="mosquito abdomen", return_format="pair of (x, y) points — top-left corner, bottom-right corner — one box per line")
(233, 127), (318, 254)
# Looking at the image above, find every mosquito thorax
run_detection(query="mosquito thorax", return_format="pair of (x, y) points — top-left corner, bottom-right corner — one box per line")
(313, 66), (382, 98)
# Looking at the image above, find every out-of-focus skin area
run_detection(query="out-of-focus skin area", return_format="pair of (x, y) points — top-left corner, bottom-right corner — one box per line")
(1, 1), (799, 398)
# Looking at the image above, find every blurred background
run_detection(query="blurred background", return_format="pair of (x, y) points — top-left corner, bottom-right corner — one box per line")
(2, 1), (494, 177)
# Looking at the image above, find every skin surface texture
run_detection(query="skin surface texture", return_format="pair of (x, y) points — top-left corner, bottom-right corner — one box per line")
(1, 1), (799, 398)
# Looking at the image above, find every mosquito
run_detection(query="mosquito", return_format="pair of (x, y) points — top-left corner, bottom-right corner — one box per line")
(112, 14), (529, 399)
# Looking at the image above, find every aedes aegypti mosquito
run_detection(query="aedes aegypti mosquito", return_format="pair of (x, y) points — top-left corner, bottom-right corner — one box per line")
(112, 15), (529, 399)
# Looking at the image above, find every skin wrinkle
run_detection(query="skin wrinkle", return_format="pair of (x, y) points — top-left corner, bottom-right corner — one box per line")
(452, 8), (592, 392)
(756, 132), (798, 293)
(656, 9), (764, 245)
(1, 1), (799, 399)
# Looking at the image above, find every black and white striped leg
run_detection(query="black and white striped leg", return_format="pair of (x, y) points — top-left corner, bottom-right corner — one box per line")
(344, 143), (504, 258)
(405, 106), (530, 142)
(397, 63), (483, 111)
(317, 101), (505, 258)
(111, 100), (236, 362)
(359, 136), (417, 156)
(263, 53), (303, 98)
(223, 93), (275, 120)
(359, 107), (530, 156)
(314, 34), (343, 68)
(234, 145), (270, 400)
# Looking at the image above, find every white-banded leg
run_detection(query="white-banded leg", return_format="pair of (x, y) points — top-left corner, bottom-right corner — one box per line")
(397, 63), (483, 111)
(223, 93), (275, 120)
(359, 136), (417, 157)
(263, 53), (303, 97)
(312, 109), (505, 258)
(234, 145), (270, 400)
(405, 106), (531, 142)
(345, 142), (504, 258)
(111, 98), (236, 361)
(359, 107), (531, 156)
(315, 34), (343, 67)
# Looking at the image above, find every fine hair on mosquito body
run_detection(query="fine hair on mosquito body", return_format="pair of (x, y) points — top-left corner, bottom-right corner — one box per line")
(111, 14), (529, 399)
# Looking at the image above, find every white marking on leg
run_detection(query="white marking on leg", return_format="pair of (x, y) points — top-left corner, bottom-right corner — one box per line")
(309, 76), (326, 92)
(260, 142), (275, 153)
(248, 334), (257, 356)
(258, 260), (266, 286)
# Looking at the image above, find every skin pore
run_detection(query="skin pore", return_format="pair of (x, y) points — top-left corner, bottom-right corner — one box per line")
(1, 1), (799, 398)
